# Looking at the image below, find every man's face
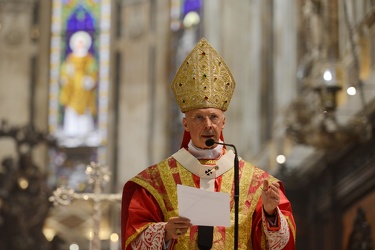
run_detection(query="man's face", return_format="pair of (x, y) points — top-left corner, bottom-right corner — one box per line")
(182, 108), (226, 149)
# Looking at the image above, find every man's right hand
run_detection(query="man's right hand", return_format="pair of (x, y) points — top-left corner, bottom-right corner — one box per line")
(165, 217), (192, 241)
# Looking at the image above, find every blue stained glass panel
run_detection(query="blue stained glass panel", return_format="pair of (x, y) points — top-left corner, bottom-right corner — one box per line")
(65, 5), (96, 55)
(183, 0), (202, 17)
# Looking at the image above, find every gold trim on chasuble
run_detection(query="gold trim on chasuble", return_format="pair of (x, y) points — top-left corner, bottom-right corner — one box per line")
(126, 160), (179, 247)
(286, 216), (296, 242)
(130, 155), (278, 249)
(131, 159), (181, 217)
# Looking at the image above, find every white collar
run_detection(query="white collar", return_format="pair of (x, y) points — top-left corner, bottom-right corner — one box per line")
(172, 148), (235, 179)
(187, 140), (223, 159)
(172, 148), (235, 191)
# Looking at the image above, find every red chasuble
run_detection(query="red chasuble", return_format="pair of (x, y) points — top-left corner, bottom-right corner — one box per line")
(121, 149), (296, 249)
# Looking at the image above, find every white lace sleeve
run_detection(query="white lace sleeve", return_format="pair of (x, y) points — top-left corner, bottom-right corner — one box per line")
(130, 222), (168, 249)
(262, 207), (290, 250)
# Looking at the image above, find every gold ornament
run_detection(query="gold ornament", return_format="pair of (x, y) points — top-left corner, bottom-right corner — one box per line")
(171, 38), (236, 112)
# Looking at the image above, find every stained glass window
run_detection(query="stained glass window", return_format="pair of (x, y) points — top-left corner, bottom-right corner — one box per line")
(170, 0), (202, 31)
(48, 0), (111, 190)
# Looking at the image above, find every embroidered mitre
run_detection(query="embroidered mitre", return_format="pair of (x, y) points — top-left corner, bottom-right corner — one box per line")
(171, 38), (236, 113)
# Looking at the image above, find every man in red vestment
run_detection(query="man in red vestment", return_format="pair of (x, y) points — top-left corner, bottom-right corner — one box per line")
(121, 38), (296, 249)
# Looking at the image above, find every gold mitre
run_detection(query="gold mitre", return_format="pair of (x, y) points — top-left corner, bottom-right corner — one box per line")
(171, 38), (236, 113)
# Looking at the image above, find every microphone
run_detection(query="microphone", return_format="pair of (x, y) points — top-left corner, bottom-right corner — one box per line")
(205, 138), (215, 147)
(205, 139), (236, 150)
(205, 139), (240, 250)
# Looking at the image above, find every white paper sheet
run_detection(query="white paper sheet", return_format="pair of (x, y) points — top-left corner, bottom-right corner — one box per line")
(177, 184), (231, 227)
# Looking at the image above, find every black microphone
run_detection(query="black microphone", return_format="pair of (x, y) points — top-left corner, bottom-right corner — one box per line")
(205, 138), (215, 147)
(204, 138), (240, 250)
(205, 139), (236, 151)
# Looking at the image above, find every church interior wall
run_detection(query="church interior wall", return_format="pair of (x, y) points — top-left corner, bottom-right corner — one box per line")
(113, 0), (171, 186)
(0, 0), (52, 171)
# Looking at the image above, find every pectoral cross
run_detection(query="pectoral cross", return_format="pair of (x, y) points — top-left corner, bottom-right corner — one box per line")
(50, 162), (121, 250)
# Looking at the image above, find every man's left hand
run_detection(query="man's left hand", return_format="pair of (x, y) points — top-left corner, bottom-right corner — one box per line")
(261, 180), (280, 215)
